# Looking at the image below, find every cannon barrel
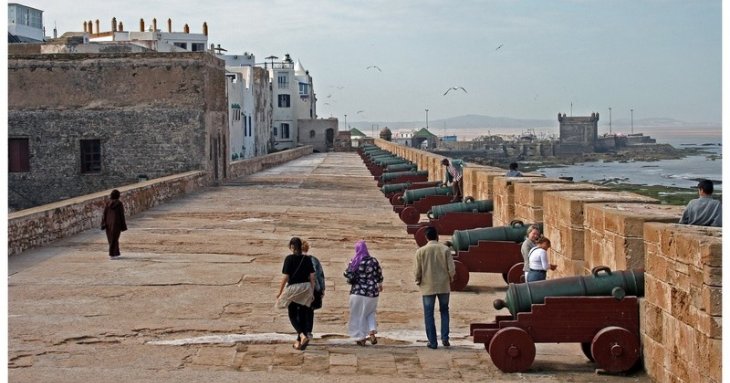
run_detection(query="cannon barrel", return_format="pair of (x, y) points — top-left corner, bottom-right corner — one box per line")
(380, 170), (429, 183)
(427, 199), (493, 219)
(372, 157), (410, 166)
(381, 181), (442, 195)
(451, 221), (542, 252)
(493, 267), (644, 317)
(402, 185), (452, 204)
(367, 154), (398, 162)
(385, 163), (417, 172)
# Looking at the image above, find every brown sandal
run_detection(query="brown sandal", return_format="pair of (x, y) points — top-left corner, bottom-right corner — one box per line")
(369, 334), (378, 345)
(299, 336), (310, 351)
(292, 340), (301, 350)
(356, 339), (367, 346)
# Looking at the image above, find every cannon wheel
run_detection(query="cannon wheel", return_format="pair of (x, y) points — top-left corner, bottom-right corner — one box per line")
(590, 326), (640, 373)
(581, 342), (595, 362)
(399, 206), (421, 225)
(390, 193), (403, 205)
(506, 263), (525, 284)
(488, 327), (536, 373)
(414, 226), (429, 247)
(450, 260), (469, 291)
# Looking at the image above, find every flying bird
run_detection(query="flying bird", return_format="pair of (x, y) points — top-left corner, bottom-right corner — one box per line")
(495, 44), (503, 51)
(366, 65), (382, 72)
(356, 110), (365, 114)
(443, 86), (468, 96)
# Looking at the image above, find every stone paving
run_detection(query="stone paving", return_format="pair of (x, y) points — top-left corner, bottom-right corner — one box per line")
(8, 152), (649, 382)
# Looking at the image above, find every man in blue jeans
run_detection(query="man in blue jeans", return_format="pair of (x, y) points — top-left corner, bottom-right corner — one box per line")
(414, 226), (456, 349)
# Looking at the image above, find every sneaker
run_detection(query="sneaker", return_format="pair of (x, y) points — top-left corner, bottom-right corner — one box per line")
(442, 340), (450, 347)
(426, 343), (437, 349)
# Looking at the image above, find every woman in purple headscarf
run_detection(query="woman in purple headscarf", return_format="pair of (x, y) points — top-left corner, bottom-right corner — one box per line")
(346, 240), (384, 346)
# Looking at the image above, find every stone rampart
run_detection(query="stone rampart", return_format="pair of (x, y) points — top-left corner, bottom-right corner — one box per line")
(228, 146), (313, 178)
(491, 176), (567, 226)
(371, 141), (721, 380)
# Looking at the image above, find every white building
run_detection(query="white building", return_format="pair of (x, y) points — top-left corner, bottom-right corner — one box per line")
(294, 60), (316, 120)
(85, 17), (208, 52)
(269, 54), (297, 150)
(8, 3), (45, 42)
(219, 52), (272, 160)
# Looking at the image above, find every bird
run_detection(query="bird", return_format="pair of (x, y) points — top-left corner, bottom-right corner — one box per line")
(366, 65), (382, 72)
(443, 86), (468, 96)
(495, 44), (503, 51)
(356, 110), (365, 114)
(324, 102), (331, 106)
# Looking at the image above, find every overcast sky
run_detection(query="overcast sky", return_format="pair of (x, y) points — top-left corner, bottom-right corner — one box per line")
(23, 0), (723, 124)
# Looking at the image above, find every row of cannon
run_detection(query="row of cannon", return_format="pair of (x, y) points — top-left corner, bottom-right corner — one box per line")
(358, 144), (644, 374)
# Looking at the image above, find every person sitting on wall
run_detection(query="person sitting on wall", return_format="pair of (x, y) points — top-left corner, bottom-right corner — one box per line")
(505, 162), (523, 177)
(441, 158), (464, 203)
(679, 179), (722, 227)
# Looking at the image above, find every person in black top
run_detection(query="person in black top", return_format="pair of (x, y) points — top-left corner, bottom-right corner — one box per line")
(276, 237), (315, 350)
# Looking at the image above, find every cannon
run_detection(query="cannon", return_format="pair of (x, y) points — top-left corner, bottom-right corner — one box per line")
(470, 267), (643, 374)
(369, 159), (415, 178)
(448, 221), (541, 290)
(384, 163), (417, 173)
(382, 181), (443, 205)
(409, 199), (494, 245)
(396, 186), (454, 224)
(378, 170), (429, 188)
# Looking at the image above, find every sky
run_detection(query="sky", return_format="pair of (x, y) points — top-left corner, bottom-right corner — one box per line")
(13, 0), (725, 124)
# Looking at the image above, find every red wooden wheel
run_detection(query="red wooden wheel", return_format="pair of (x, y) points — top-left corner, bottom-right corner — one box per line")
(450, 260), (469, 291)
(507, 263), (525, 284)
(590, 326), (640, 373)
(581, 342), (595, 362)
(399, 206), (420, 225)
(488, 327), (536, 373)
(390, 193), (403, 205)
(414, 226), (429, 247)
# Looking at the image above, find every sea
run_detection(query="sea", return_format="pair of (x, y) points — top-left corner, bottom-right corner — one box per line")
(535, 127), (723, 191)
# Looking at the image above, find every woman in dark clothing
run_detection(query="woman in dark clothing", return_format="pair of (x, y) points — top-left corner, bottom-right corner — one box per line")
(101, 189), (127, 259)
(276, 237), (315, 350)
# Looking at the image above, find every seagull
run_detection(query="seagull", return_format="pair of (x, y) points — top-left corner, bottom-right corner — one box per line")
(324, 102), (331, 106)
(495, 44), (503, 51)
(443, 86), (468, 96)
(356, 110), (365, 114)
(366, 65), (382, 72)
(326, 94), (332, 98)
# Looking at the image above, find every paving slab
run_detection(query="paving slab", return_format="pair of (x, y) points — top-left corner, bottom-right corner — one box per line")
(8, 152), (648, 382)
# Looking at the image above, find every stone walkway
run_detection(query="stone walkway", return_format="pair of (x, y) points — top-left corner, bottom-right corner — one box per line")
(8, 152), (648, 382)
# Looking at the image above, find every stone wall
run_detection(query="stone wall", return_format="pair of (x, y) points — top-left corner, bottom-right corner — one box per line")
(8, 52), (227, 210)
(298, 118), (337, 153)
(228, 146), (313, 179)
(491, 176), (567, 226)
(642, 223), (722, 383)
(371, 140), (722, 381)
(8, 171), (207, 256)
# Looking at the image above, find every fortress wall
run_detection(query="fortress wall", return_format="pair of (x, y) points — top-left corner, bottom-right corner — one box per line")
(228, 145), (313, 179)
(641, 223), (722, 383)
(513, 182), (610, 224)
(491, 176), (567, 226)
(584, 203), (684, 272)
(542, 191), (658, 277)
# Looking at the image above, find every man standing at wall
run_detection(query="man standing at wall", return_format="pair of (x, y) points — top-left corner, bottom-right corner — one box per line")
(414, 226), (455, 349)
(679, 179), (722, 227)
(441, 158), (464, 202)
(520, 225), (541, 282)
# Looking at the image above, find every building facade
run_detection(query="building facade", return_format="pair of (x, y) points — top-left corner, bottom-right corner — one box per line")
(8, 3), (45, 42)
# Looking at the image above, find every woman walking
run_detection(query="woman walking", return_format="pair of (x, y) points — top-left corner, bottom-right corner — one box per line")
(346, 240), (383, 346)
(101, 189), (127, 259)
(526, 237), (557, 282)
(276, 237), (315, 350)
(302, 240), (325, 339)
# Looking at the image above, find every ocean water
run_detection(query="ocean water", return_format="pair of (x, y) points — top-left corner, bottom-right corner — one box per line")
(536, 129), (723, 190)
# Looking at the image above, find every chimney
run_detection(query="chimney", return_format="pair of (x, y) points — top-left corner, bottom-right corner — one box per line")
(95, 19), (100, 34)
(83, 21), (88, 33)
(167, 18), (172, 33)
(88, 20), (93, 33)
(203, 22), (208, 36)
(118, 21), (123, 31)
(184, 24), (189, 33)
(112, 17), (117, 32)
(153, 18), (157, 31)
(140, 18), (145, 32)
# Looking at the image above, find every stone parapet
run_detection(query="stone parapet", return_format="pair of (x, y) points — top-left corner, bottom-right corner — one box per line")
(513, 182), (610, 224)
(584, 203), (684, 272)
(228, 146), (313, 179)
(542, 191), (658, 278)
(491, 176), (567, 226)
(8, 171), (207, 256)
(641, 223), (722, 383)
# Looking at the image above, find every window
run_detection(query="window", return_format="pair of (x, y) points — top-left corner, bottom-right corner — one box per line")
(278, 94), (290, 108)
(277, 72), (289, 89)
(281, 123), (290, 139)
(299, 82), (309, 96)
(9, 138), (30, 172)
(273, 127), (278, 136)
(232, 107), (241, 121)
(309, 130), (316, 138)
(80, 139), (101, 173)
(243, 113), (248, 136)
(248, 116), (252, 136)
(191, 43), (205, 52)
(173, 42), (188, 50)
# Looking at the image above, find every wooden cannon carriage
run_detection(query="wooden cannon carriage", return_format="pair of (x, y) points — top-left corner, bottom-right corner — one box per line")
(407, 199), (494, 245)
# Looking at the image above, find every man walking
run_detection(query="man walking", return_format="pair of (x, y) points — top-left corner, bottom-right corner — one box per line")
(414, 227), (455, 349)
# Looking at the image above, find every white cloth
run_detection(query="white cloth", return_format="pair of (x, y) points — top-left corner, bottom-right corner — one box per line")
(348, 294), (379, 340)
(528, 247), (549, 271)
(275, 282), (313, 309)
